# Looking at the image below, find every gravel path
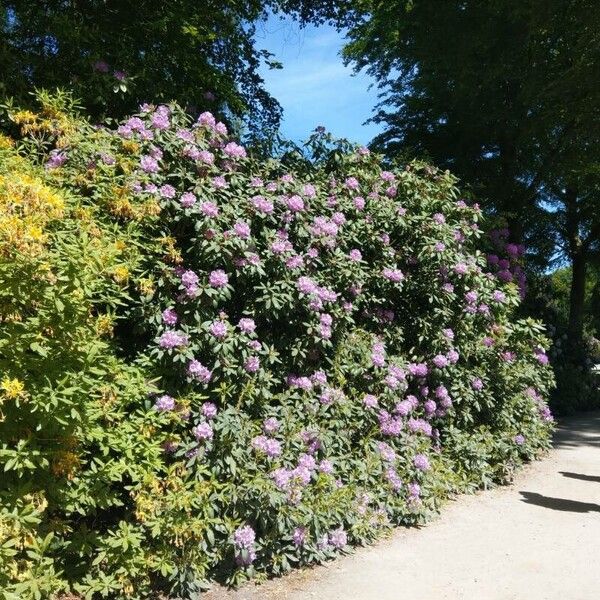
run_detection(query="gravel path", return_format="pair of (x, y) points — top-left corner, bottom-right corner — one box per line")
(206, 412), (600, 600)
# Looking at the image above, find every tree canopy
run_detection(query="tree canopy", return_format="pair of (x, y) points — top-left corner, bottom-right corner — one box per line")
(0, 1), (283, 138)
(286, 0), (600, 351)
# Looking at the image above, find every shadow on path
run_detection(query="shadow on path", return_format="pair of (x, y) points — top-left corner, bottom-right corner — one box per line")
(552, 411), (600, 449)
(519, 491), (600, 513)
(560, 471), (600, 483)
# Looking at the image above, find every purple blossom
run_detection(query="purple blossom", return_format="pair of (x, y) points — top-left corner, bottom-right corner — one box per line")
(286, 255), (304, 269)
(92, 59), (109, 73)
(212, 175), (227, 189)
(408, 418), (433, 436)
(198, 150), (215, 164)
(154, 394), (175, 411)
(159, 184), (176, 199)
(379, 413), (403, 436)
(158, 330), (188, 349)
(288, 375), (313, 391)
(252, 435), (281, 457)
(447, 349), (460, 364)
(408, 363), (428, 377)
(363, 394), (378, 408)
(286, 194), (305, 212)
(353, 196), (365, 210)
(271, 468), (292, 490)
(318, 459), (334, 474)
(263, 417), (280, 434)
(514, 434), (525, 445)
(383, 268), (405, 283)
(454, 262), (468, 275)
(197, 111), (216, 127)
(492, 290), (506, 303)
(293, 527), (307, 547)
(181, 269), (199, 289)
(202, 402), (218, 419)
(209, 321), (228, 339)
(413, 454), (431, 471)
(238, 318), (256, 334)
(45, 150), (68, 169)
(233, 221), (251, 239)
(472, 377), (484, 391)
(302, 183), (317, 197)
(377, 441), (396, 462)
(223, 142), (247, 159)
(180, 192), (196, 207)
(433, 354), (449, 369)
(251, 195), (274, 214)
(465, 290), (478, 304)
(192, 421), (213, 440)
(233, 525), (256, 550)
(371, 341), (386, 368)
(297, 276), (318, 295)
(162, 308), (178, 326)
(208, 269), (228, 288)
(328, 528), (347, 549)
(140, 155), (159, 173)
(200, 200), (219, 217)
(349, 249), (362, 262)
(244, 356), (260, 373)
(423, 399), (437, 415)
(345, 176), (360, 190)
(188, 360), (212, 383)
(311, 370), (328, 386)
(385, 467), (403, 492)
(395, 399), (412, 416)
(408, 482), (421, 499)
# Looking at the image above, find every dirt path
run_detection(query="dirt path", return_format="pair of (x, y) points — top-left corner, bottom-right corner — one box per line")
(207, 412), (600, 600)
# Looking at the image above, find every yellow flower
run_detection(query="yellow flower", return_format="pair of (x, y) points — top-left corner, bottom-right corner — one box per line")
(96, 314), (114, 337)
(26, 225), (45, 241)
(11, 110), (37, 125)
(1, 377), (25, 399)
(138, 278), (155, 296)
(0, 134), (13, 149)
(112, 265), (130, 283)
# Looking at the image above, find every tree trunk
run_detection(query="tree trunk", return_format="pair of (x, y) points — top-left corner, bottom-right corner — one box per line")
(565, 186), (587, 355)
(568, 245), (587, 351)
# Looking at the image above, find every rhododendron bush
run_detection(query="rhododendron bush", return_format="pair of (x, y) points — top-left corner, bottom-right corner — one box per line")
(0, 96), (554, 599)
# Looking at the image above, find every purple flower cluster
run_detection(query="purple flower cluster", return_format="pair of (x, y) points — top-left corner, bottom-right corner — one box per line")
(158, 330), (188, 349)
(233, 525), (257, 566)
(154, 394), (175, 411)
(252, 435), (282, 457)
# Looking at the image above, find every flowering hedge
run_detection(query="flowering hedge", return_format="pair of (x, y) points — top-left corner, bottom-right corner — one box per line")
(0, 97), (554, 599)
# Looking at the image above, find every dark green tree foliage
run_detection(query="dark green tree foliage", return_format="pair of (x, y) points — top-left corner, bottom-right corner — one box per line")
(0, 1), (283, 137)
(287, 0), (600, 360)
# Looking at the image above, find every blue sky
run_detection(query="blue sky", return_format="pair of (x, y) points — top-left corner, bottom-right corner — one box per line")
(254, 14), (383, 145)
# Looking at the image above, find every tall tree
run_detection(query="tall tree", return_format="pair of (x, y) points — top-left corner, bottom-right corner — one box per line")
(0, 1), (283, 138)
(286, 0), (600, 351)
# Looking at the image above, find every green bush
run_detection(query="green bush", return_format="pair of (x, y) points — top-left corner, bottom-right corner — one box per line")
(0, 96), (554, 599)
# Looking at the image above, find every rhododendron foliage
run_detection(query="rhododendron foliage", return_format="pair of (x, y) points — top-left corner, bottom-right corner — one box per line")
(0, 98), (554, 598)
